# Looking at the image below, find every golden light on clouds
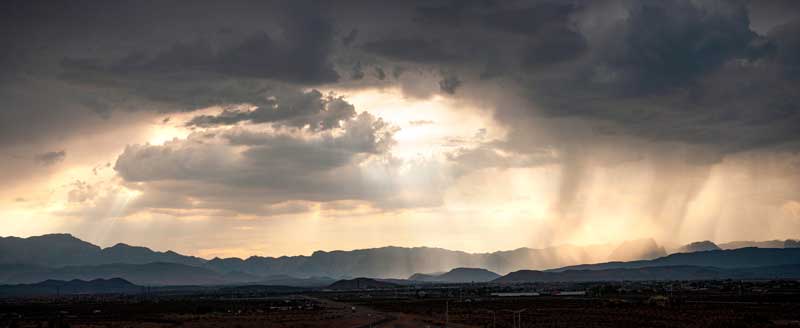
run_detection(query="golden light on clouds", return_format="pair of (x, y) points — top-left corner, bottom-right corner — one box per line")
(333, 87), (507, 159)
(2, 85), (800, 259)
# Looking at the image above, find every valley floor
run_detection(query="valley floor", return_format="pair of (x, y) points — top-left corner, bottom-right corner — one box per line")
(3, 280), (800, 327)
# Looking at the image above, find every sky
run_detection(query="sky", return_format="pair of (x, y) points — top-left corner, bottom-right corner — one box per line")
(1, 0), (800, 258)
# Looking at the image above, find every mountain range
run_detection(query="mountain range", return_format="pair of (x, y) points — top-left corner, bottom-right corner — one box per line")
(495, 247), (800, 282)
(0, 234), (668, 280)
(1, 234), (798, 286)
(0, 234), (205, 267)
(495, 264), (800, 283)
(550, 247), (800, 272)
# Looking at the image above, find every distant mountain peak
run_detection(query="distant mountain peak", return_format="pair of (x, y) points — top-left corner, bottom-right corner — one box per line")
(32, 233), (88, 243)
(108, 243), (135, 249)
(38, 233), (76, 238)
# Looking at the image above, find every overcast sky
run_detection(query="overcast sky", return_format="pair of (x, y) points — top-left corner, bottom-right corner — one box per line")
(2, 0), (800, 258)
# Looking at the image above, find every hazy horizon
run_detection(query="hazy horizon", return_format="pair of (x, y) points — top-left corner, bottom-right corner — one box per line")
(2, 0), (800, 259)
(1, 232), (795, 260)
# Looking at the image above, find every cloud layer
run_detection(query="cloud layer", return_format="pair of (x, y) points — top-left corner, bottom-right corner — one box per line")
(2, 0), (800, 255)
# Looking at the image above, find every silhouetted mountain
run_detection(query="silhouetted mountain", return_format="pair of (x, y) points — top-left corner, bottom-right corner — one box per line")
(495, 264), (800, 283)
(0, 234), (204, 267)
(327, 277), (398, 290)
(717, 240), (784, 249)
(102, 243), (205, 266)
(677, 241), (721, 253)
(4, 234), (796, 283)
(608, 238), (667, 261)
(552, 248), (800, 272)
(496, 266), (725, 283)
(203, 243), (626, 278)
(0, 278), (140, 297)
(0, 262), (250, 286)
(0, 234), (101, 267)
(408, 267), (500, 283)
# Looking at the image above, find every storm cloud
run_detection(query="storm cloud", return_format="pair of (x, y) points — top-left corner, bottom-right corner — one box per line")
(3, 0), (800, 254)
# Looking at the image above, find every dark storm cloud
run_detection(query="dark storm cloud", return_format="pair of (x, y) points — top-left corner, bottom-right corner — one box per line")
(8, 0), (800, 155)
(103, 29), (339, 84)
(186, 90), (356, 131)
(0, 0), (359, 198)
(411, 0), (578, 34)
(597, 0), (760, 92)
(342, 28), (359, 46)
(480, 2), (579, 34)
(473, 0), (800, 154)
(337, 0), (800, 154)
(362, 39), (459, 63)
(350, 62), (365, 80)
(409, 0), (590, 71)
(519, 28), (587, 69)
(1, 0), (343, 150)
(60, 2), (339, 85)
(5, 0), (800, 219)
(768, 20), (800, 75)
(747, 0), (800, 33)
(438, 75), (462, 94)
(374, 67), (386, 80)
(35, 151), (66, 166)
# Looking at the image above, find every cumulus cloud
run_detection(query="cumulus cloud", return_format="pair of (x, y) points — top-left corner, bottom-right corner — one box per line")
(111, 109), (435, 213)
(186, 90), (356, 131)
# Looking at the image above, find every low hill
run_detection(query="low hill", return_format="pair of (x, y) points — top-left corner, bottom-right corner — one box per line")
(0, 278), (140, 297)
(717, 240), (784, 249)
(495, 264), (800, 283)
(496, 266), (724, 283)
(0, 262), (255, 286)
(409, 267), (500, 283)
(327, 277), (398, 290)
(551, 248), (800, 272)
